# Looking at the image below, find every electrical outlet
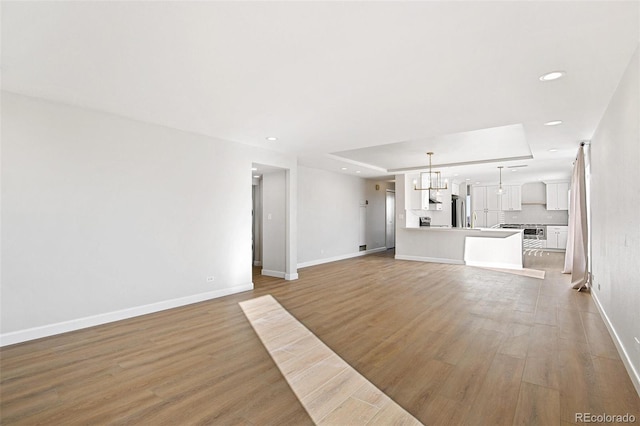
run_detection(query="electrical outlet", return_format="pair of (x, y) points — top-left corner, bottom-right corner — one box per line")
(206, 276), (215, 282)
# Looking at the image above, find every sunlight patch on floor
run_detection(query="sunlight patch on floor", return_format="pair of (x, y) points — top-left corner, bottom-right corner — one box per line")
(239, 295), (422, 425)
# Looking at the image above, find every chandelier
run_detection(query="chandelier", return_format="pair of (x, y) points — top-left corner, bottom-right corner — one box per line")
(414, 152), (448, 191)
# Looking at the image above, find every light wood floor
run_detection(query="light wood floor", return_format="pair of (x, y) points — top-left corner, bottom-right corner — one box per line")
(2, 251), (639, 425)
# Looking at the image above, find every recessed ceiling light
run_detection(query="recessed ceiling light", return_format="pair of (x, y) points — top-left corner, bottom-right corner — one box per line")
(549, 148), (558, 152)
(511, 169), (518, 172)
(341, 167), (347, 171)
(454, 174), (459, 177)
(265, 137), (278, 141)
(355, 170), (361, 174)
(253, 175), (260, 178)
(539, 71), (566, 81)
(475, 181), (480, 184)
(251, 167), (257, 171)
(465, 178), (471, 181)
(544, 120), (563, 126)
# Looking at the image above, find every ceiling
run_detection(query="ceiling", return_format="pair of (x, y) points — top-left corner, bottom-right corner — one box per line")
(2, 1), (638, 185)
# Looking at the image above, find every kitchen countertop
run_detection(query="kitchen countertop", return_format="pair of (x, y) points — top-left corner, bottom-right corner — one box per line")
(502, 223), (569, 227)
(403, 226), (523, 238)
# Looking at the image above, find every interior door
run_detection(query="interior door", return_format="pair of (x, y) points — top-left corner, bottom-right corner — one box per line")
(385, 190), (396, 249)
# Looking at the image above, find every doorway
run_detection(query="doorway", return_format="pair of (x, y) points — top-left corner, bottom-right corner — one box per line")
(451, 195), (459, 228)
(252, 163), (288, 280)
(385, 190), (396, 249)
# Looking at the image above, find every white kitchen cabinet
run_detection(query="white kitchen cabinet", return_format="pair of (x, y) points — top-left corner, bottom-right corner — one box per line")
(546, 182), (569, 210)
(405, 173), (424, 210)
(486, 186), (502, 210)
(451, 182), (460, 196)
(473, 210), (502, 228)
(472, 186), (486, 211)
(486, 211), (501, 228)
(547, 226), (568, 249)
(501, 185), (522, 211)
(473, 186), (502, 210)
(472, 185), (503, 227)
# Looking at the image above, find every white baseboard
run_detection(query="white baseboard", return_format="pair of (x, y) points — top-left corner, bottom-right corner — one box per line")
(297, 247), (387, 269)
(464, 260), (523, 270)
(261, 269), (285, 278)
(259, 270), (298, 280)
(591, 291), (640, 397)
(394, 255), (464, 265)
(0, 283), (254, 347)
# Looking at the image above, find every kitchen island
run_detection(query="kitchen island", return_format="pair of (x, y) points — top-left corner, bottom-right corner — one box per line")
(395, 226), (524, 269)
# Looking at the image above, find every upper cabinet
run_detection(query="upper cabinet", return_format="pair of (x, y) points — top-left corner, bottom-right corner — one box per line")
(451, 182), (460, 196)
(405, 174), (423, 210)
(546, 182), (570, 210)
(501, 185), (522, 211)
(473, 185), (521, 212)
(485, 186), (502, 210)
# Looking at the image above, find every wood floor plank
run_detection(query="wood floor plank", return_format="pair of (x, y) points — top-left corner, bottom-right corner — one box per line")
(463, 353), (525, 425)
(591, 355), (640, 419)
(580, 310), (621, 359)
(317, 396), (380, 425)
(513, 382), (561, 426)
(437, 329), (503, 404)
(558, 339), (604, 424)
(522, 324), (561, 389)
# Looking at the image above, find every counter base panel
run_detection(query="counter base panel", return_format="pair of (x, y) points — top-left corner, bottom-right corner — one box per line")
(395, 255), (464, 265)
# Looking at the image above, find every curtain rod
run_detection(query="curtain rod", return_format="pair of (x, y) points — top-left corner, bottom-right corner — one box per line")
(580, 140), (591, 146)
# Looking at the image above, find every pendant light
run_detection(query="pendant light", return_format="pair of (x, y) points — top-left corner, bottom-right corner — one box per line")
(497, 166), (505, 195)
(414, 152), (448, 191)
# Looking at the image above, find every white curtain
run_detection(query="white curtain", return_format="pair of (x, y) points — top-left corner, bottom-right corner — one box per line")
(563, 145), (590, 290)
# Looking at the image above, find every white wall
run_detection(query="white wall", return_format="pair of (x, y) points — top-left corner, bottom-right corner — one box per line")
(0, 92), (298, 343)
(297, 167), (390, 267)
(590, 45), (640, 391)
